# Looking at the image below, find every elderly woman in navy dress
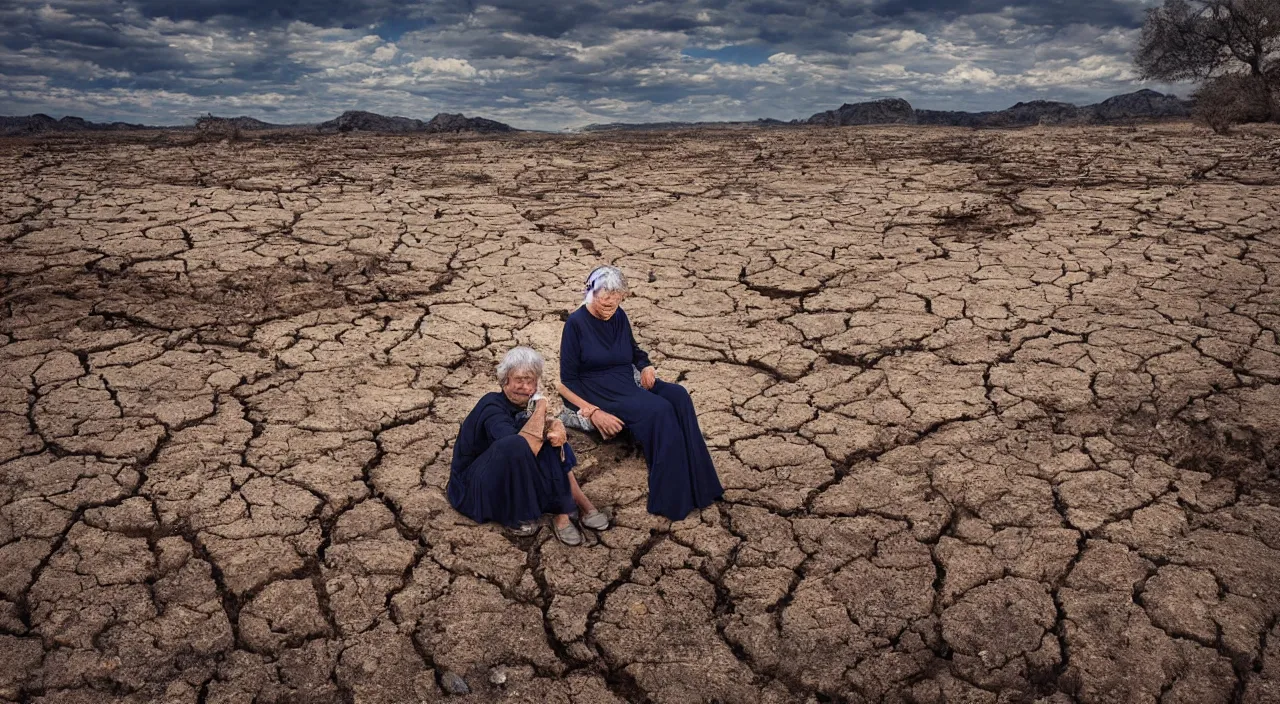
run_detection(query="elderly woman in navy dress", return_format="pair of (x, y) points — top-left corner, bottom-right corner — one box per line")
(447, 346), (610, 546)
(557, 265), (723, 521)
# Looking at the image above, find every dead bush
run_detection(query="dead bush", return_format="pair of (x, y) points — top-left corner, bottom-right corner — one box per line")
(193, 115), (244, 143)
(1192, 74), (1274, 133)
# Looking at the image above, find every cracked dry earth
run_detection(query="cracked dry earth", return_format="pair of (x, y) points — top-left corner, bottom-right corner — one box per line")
(1, 123), (1279, 704)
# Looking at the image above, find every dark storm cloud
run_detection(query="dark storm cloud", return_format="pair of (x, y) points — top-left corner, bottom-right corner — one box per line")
(874, 0), (1149, 28)
(0, 8), (177, 77)
(0, 0), (1177, 130)
(136, 0), (612, 37)
(472, 1), (611, 37)
(131, 0), (412, 26)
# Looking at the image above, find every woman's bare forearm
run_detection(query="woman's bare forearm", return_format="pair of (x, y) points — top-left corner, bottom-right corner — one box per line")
(519, 402), (546, 454)
(556, 383), (597, 418)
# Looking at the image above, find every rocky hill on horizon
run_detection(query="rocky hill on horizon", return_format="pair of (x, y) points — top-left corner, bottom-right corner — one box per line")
(0, 110), (517, 137)
(578, 117), (788, 132)
(580, 89), (1192, 132)
(808, 89), (1192, 128)
(0, 114), (151, 136)
(315, 111), (515, 134)
(194, 115), (292, 132)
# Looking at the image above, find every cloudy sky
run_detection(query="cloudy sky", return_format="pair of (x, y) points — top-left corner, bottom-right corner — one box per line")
(0, 0), (1188, 130)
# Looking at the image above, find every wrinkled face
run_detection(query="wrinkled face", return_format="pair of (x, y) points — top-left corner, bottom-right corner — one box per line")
(590, 290), (626, 320)
(502, 368), (539, 406)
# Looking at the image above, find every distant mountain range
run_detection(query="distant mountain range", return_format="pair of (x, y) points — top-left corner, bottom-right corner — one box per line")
(578, 118), (790, 132)
(194, 115), (288, 131)
(0, 110), (517, 137)
(806, 90), (1191, 128)
(0, 90), (1192, 137)
(580, 89), (1192, 131)
(0, 114), (151, 135)
(323, 111), (514, 133)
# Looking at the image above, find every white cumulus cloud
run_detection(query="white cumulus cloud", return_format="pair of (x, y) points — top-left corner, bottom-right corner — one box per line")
(409, 56), (478, 78)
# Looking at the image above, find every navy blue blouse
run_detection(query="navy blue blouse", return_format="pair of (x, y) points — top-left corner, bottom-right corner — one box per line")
(560, 306), (651, 392)
(450, 392), (524, 476)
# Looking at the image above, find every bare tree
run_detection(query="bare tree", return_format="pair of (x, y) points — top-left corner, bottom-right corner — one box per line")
(1136, 0), (1280, 123)
(1137, 0), (1280, 79)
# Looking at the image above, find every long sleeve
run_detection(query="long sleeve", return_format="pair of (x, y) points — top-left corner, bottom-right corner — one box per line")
(623, 310), (652, 369)
(451, 393), (518, 476)
(559, 318), (584, 391)
(480, 403), (519, 440)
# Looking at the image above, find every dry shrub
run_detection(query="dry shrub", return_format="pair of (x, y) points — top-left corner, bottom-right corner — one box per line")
(193, 115), (244, 143)
(1192, 74), (1274, 133)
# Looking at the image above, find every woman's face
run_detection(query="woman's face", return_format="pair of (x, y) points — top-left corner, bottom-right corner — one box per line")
(590, 290), (626, 320)
(502, 368), (539, 406)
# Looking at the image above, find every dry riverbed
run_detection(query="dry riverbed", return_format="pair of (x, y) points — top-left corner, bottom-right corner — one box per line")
(1, 123), (1279, 703)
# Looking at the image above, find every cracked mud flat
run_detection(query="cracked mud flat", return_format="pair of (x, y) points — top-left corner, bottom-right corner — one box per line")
(1, 123), (1279, 704)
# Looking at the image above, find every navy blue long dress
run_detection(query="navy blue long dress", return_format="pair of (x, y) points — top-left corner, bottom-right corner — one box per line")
(560, 306), (722, 520)
(447, 392), (578, 527)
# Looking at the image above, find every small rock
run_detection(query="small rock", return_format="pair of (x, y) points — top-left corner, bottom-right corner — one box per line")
(441, 671), (469, 695)
(488, 666), (508, 686)
(95, 256), (126, 273)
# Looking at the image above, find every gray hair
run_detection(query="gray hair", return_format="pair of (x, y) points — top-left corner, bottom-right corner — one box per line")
(496, 346), (544, 385)
(583, 265), (628, 305)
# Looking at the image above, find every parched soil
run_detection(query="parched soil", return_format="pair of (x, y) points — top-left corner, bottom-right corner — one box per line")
(1, 124), (1279, 704)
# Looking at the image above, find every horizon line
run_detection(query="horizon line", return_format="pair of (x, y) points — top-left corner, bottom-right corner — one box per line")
(2, 87), (1187, 133)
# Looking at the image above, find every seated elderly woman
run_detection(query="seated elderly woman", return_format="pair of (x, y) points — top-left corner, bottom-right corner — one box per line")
(447, 346), (610, 546)
(557, 265), (723, 521)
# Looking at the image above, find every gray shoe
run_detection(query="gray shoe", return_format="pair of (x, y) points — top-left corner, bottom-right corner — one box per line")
(509, 520), (540, 537)
(553, 519), (583, 546)
(580, 510), (611, 531)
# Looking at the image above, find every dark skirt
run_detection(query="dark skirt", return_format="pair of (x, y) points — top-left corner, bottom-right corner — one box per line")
(447, 436), (578, 527)
(576, 376), (723, 521)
